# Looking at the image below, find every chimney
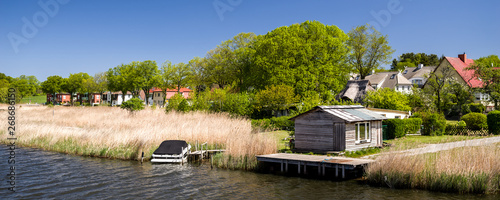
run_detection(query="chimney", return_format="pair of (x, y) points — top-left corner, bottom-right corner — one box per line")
(458, 53), (467, 63)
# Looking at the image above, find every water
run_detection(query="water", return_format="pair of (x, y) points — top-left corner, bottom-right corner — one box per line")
(1, 146), (498, 199)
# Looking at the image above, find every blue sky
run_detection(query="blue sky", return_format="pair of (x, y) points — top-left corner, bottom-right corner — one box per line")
(1, 0), (499, 82)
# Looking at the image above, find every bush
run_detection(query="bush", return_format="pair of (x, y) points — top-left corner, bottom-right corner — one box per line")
(251, 116), (295, 131)
(461, 112), (487, 130)
(177, 99), (190, 112)
(74, 102), (80, 106)
(165, 94), (186, 112)
(413, 112), (446, 136)
(222, 92), (252, 116)
(120, 98), (145, 113)
(468, 103), (486, 113)
(487, 110), (500, 135)
(383, 118), (422, 139)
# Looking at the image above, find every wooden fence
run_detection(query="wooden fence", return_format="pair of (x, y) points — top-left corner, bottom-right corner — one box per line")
(445, 125), (490, 136)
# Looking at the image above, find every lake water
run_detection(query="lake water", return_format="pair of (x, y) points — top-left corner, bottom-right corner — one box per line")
(1, 145), (499, 199)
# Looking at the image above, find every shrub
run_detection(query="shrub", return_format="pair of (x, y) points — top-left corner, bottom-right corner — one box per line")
(461, 112), (487, 130)
(120, 98), (145, 113)
(165, 93), (185, 112)
(468, 103), (486, 113)
(251, 116), (295, 131)
(222, 92), (252, 116)
(487, 110), (500, 135)
(414, 112), (446, 136)
(74, 102), (80, 106)
(177, 99), (190, 112)
(457, 120), (466, 128)
(383, 118), (422, 139)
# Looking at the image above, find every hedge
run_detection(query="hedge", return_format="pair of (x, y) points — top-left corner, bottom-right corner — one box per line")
(413, 112), (446, 136)
(383, 118), (422, 139)
(251, 116), (295, 131)
(461, 112), (487, 130)
(487, 110), (500, 135)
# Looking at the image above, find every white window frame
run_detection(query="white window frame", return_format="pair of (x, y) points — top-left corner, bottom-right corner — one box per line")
(355, 122), (371, 144)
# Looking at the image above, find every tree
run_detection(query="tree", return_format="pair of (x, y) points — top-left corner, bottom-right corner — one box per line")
(107, 64), (133, 103)
(159, 60), (176, 106)
(424, 65), (457, 113)
(134, 60), (159, 105)
(10, 78), (34, 100)
(347, 24), (395, 79)
(120, 97), (145, 114)
(467, 55), (500, 110)
(171, 62), (192, 93)
(61, 72), (91, 106)
(93, 72), (108, 104)
(41, 75), (64, 105)
(188, 57), (209, 92)
(252, 20), (350, 100)
(391, 53), (440, 71)
(254, 85), (299, 114)
(364, 87), (411, 111)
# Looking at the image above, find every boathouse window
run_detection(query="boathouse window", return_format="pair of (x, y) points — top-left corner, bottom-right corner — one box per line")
(355, 122), (370, 144)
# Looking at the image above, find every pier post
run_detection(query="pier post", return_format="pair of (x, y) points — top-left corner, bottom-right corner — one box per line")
(318, 163), (321, 175)
(342, 165), (345, 179)
(304, 163), (307, 174)
(285, 160), (288, 172)
(322, 164), (325, 176)
(281, 160), (284, 172)
(298, 161), (301, 174)
(335, 164), (338, 177)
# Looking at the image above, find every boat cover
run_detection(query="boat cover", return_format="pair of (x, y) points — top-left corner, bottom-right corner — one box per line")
(153, 140), (189, 155)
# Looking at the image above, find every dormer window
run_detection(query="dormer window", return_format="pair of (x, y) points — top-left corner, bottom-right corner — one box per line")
(355, 76), (360, 80)
(403, 70), (408, 74)
(390, 74), (396, 79)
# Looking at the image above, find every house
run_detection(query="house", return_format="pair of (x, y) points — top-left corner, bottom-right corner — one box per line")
(46, 93), (71, 104)
(429, 53), (492, 108)
(290, 105), (386, 152)
(150, 87), (192, 106)
(402, 64), (436, 88)
(76, 93), (102, 105)
(103, 91), (133, 106)
(335, 80), (374, 103)
(366, 107), (411, 119)
(363, 72), (413, 93)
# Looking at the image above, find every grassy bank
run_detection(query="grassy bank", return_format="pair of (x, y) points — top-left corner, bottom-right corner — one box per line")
(0, 105), (276, 170)
(365, 143), (500, 194)
(20, 95), (46, 104)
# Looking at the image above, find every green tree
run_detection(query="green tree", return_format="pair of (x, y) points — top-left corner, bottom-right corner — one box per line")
(188, 57), (209, 92)
(165, 93), (187, 112)
(254, 84), (299, 114)
(364, 87), (411, 111)
(41, 75), (64, 104)
(391, 52), (440, 71)
(93, 72), (108, 104)
(159, 60), (176, 106)
(120, 97), (145, 114)
(424, 64), (457, 113)
(171, 62), (192, 93)
(10, 78), (34, 100)
(107, 64), (134, 103)
(223, 92), (252, 116)
(134, 60), (159, 105)
(347, 24), (395, 79)
(251, 20), (350, 99)
(466, 55), (500, 110)
(61, 72), (91, 106)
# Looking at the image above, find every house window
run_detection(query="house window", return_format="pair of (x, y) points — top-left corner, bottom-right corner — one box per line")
(63, 96), (66, 100)
(96, 95), (100, 100)
(395, 116), (401, 119)
(355, 122), (371, 144)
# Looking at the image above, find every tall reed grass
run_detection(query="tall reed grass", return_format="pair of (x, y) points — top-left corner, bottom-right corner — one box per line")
(365, 143), (500, 194)
(0, 105), (276, 170)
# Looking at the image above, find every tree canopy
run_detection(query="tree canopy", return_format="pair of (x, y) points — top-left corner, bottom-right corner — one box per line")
(391, 52), (440, 71)
(364, 87), (411, 111)
(347, 24), (394, 79)
(467, 55), (500, 109)
(251, 20), (350, 101)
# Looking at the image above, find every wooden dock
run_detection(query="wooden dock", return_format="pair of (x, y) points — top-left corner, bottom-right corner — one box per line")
(256, 153), (374, 178)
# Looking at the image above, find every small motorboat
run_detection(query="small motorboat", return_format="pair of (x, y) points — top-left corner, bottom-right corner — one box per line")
(151, 140), (191, 163)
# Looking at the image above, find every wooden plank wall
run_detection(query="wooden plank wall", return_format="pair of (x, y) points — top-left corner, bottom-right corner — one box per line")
(295, 110), (342, 151)
(345, 120), (383, 151)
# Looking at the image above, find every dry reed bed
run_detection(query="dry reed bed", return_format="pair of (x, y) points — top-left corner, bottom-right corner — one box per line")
(0, 105), (276, 169)
(365, 143), (500, 194)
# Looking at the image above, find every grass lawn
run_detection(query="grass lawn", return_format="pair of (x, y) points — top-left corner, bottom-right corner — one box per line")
(384, 135), (492, 149)
(261, 130), (292, 151)
(20, 95), (46, 104)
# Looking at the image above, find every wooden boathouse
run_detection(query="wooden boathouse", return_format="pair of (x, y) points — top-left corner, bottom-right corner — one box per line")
(256, 153), (374, 178)
(290, 105), (386, 152)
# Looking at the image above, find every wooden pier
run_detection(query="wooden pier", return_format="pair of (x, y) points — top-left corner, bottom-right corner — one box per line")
(256, 153), (374, 178)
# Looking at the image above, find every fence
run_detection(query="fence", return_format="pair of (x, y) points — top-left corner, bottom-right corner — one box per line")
(445, 125), (490, 136)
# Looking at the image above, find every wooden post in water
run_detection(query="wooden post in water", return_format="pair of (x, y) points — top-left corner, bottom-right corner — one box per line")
(298, 161), (301, 174)
(335, 164), (338, 177)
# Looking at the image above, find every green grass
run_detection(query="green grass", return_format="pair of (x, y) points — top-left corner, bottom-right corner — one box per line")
(261, 130), (292, 151)
(384, 135), (491, 149)
(344, 147), (381, 158)
(20, 95), (46, 104)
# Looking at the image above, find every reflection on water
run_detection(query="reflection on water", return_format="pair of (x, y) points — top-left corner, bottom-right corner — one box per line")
(1, 145), (498, 199)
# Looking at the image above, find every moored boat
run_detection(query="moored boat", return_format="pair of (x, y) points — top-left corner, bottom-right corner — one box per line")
(151, 140), (191, 163)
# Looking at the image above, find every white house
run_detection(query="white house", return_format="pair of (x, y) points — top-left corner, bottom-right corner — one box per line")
(366, 108), (411, 119)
